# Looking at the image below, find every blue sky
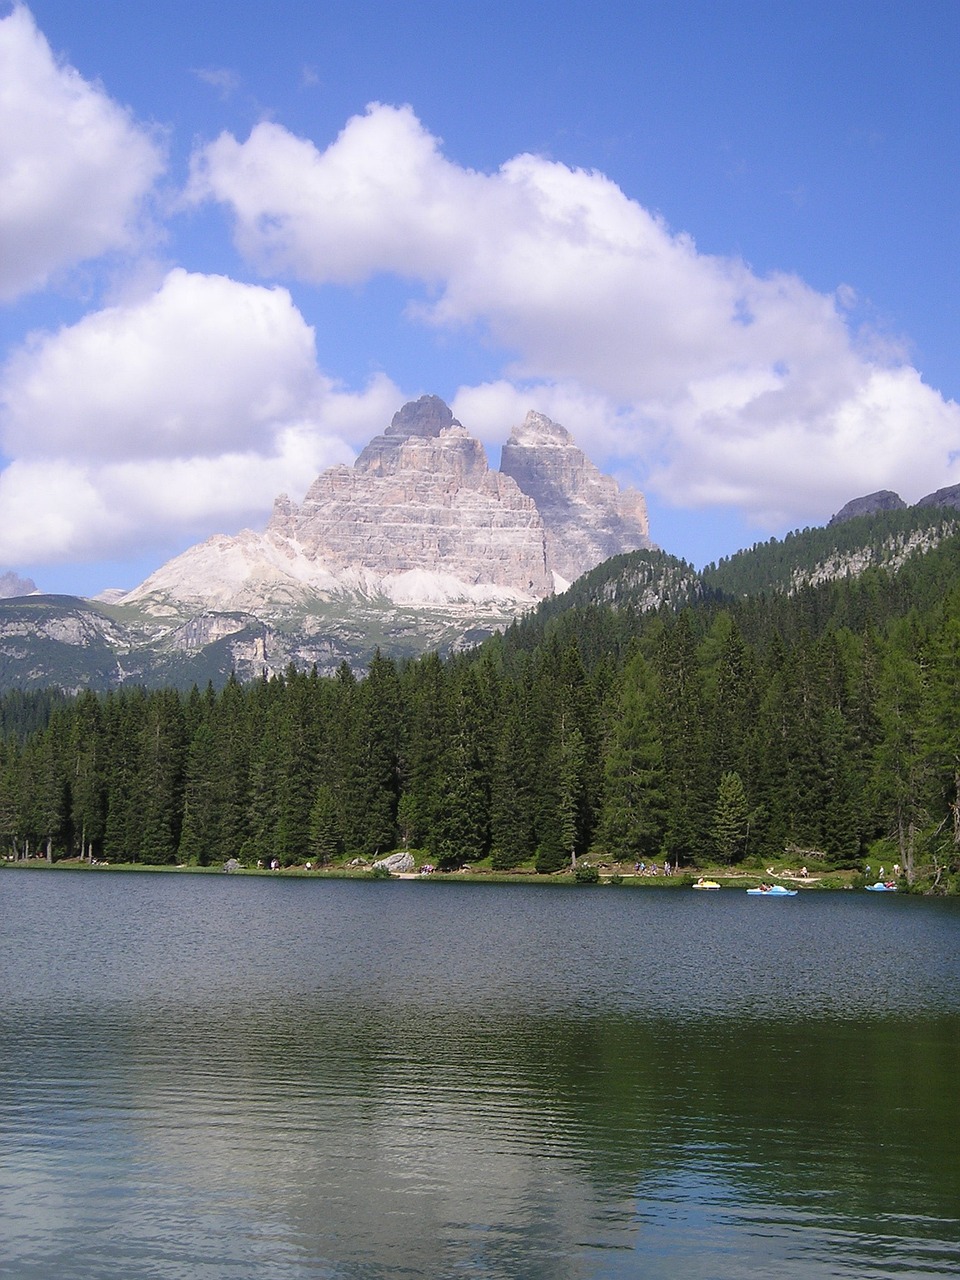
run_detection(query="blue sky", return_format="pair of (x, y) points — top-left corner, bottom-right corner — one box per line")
(1, 0), (958, 596)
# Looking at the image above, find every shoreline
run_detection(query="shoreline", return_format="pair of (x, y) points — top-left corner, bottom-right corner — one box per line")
(1, 858), (866, 890)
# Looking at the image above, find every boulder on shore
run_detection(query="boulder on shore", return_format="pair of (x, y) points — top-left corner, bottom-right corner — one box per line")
(372, 851), (415, 874)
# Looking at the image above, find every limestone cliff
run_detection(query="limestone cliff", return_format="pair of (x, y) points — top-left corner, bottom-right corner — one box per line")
(121, 396), (652, 637)
(268, 397), (552, 596)
(500, 411), (651, 585)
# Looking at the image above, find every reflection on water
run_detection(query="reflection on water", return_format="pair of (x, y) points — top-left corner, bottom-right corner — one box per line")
(1, 871), (958, 1278)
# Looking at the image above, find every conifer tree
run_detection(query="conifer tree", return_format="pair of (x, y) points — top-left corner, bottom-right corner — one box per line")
(598, 656), (668, 859)
(135, 689), (187, 864)
(211, 674), (252, 863)
(430, 670), (490, 868)
(68, 690), (107, 861)
(922, 607), (960, 867)
(177, 721), (220, 865)
(103, 689), (147, 862)
(654, 613), (709, 864)
(711, 771), (750, 862)
(400, 651), (451, 850)
(339, 652), (400, 855)
(308, 784), (343, 863)
(489, 693), (537, 869)
(873, 621), (928, 884)
(273, 666), (322, 864)
(0, 740), (22, 857)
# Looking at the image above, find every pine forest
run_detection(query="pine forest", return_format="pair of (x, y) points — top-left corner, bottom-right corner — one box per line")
(2, 524), (960, 894)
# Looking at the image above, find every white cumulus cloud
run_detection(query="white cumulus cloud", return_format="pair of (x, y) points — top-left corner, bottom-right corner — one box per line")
(0, 269), (402, 565)
(189, 102), (960, 526)
(0, 4), (165, 303)
(3, 269), (325, 458)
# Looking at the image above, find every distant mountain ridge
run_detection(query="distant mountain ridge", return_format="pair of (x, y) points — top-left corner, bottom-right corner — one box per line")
(1, 407), (959, 691)
(0, 397), (653, 688)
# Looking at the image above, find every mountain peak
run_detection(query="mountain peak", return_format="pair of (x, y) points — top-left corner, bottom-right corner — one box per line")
(507, 410), (575, 448)
(828, 490), (906, 525)
(500, 410), (651, 584)
(387, 394), (460, 439)
(356, 395), (461, 473)
(916, 483), (960, 511)
(117, 395), (653, 665)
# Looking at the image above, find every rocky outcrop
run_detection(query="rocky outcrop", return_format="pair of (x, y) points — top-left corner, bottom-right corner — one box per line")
(916, 484), (960, 511)
(500, 411), (651, 585)
(47, 394), (660, 680)
(828, 490), (906, 525)
(372, 851), (415, 874)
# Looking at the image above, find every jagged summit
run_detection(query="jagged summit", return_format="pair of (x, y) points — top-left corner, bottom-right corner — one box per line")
(355, 394), (460, 472)
(501, 410), (651, 585)
(505, 409), (573, 448)
(0, 570), (38, 599)
(121, 397), (652, 624)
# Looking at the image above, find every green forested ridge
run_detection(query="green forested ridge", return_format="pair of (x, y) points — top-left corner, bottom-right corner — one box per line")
(2, 525), (959, 890)
(701, 506), (960, 597)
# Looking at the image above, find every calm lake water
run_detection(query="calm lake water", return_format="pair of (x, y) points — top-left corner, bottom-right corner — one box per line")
(1, 870), (958, 1280)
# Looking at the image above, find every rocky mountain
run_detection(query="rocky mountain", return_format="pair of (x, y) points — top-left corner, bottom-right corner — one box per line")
(828, 490), (907, 525)
(124, 396), (650, 619)
(4, 390), (959, 693)
(702, 504), (960, 599)
(0, 571), (38, 599)
(500, 411), (652, 585)
(916, 483), (960, 511)
(830, 484), (960, 525)
(0, 397), (653, 688)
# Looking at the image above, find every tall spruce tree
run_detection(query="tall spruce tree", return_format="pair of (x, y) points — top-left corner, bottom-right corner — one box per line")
(135, 689), (187, 864)
(711, 771), (750, 862)
(655, 613), (709, 864)
(489, 692), (537, 869)
(598, 655), (668, 859)
(177, 721), (221, 865)
(873, 620), (928, 884)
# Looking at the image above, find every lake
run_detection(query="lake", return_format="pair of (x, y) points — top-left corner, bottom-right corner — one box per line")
(1, 870), (958, 1279)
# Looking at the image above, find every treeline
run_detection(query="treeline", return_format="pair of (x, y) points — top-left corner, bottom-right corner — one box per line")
(2, 556), (959, 887)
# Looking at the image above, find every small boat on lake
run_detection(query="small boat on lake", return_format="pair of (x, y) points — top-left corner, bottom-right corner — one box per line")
(865, 881), (897, 892)
(746, 884), (798, 896)
(692, 878), (721, 890)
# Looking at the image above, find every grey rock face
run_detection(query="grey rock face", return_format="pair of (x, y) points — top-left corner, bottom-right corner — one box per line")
(270, 413), (553, 595)
(916, 484), (960, 511)
(372, 851), (415, 873)
(354, 394), (460, 473)
(828, 490), (906, 526)
(500, 411), (652, 584)
(0, 571), (38, 599)
(108, 397), (656, 676)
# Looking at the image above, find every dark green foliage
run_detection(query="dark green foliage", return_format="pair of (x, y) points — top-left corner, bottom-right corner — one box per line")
(308, 785), (342, 863)
(597, 654), (668, 859)
(489, 692), (537, 869)
(711, 771), (750, 862)
(574, 863), (600, 883)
